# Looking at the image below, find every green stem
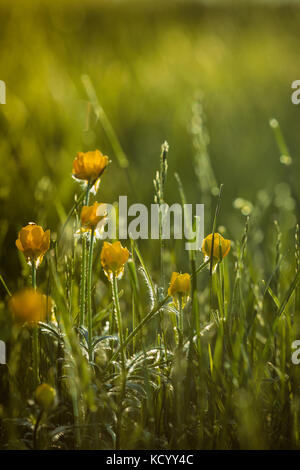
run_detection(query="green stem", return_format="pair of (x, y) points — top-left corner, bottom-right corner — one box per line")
(178, 298), (183, 346)
(0, 273), (12, 297)
(111, 274), (126, 450)
(87, 228), (95, 362)
(79, 183), (91, 326)
(112, 274), (126, 373)
(108, 294), (169, 367)
(33, 409), (43, 450)
(192, 259), (210, 277)
(107, 260), (209, 367)
(82, 74), (129, 169)
(31, 263), (39, 386)
(80, 239), (87, 325)
(32, 263), (37, 290)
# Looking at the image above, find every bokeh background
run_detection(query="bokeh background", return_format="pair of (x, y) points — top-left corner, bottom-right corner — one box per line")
(1, 0), (300, 289)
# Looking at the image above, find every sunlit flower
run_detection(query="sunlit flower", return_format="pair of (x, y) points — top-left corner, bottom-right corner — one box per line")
(78, 202), (107, 238)
(9, 288), (53, 325)
(16, 223), (50, 268)
(72, 150), (109, 194)
(202, 233), (231, 263)
(100, 241), (129, 280)
(35, 383), (56, 410)
(168, 272), (191, 308)
(168, 272), (191, 297)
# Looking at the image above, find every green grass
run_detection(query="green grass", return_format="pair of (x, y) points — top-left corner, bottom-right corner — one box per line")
(1, 0), (300, 450)
(1, 116), (300, 449)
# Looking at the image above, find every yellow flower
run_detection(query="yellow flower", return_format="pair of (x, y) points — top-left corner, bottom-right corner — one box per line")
(35, 383), (56, 410)
(9, 288), (52, 325)
(202, 233), (231, 262)
(16, 223), (50, 267)
(168, 272), (191, 310)
(72, 150), (109, 193)
(80, 202), (107, 232)
(168, 272), (191, 298)
(100, 241), (130, 280)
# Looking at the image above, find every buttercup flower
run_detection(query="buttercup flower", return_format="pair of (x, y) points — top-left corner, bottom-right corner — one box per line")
(35, 383), (56, 410)
(79, 202), (107, 238)
(9, 288), (52, 325)
(100, 241), (130, 280)
(16, 223), (50, 268)
(168, 272), (191, 308)
(202, 233), (231, 262)
(168, 272), (191, 297)
(72, 150), (109, 194)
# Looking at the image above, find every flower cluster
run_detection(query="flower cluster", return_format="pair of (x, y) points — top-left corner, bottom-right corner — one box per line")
(72, 151), (130, 275)
(12, 149), (128, 326)
(73, 151), (110, 238)
(12, 147), (231, 354)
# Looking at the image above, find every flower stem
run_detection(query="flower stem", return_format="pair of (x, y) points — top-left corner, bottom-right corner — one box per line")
(111, 274), (126, 373)
(87, 228), (95, 362)
(111, 274), (126, 450)
(32, 263), (37, 290)
(31, 263), (39, 386)
(33, 409), (43, 450)
(107, 294), (170, 367)
(178, 298), (183, 346)
(79, 240), (87, 325)
(79, 183), (91, 326)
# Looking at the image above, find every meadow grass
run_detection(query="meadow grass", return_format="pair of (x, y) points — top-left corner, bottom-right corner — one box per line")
(0, 90), (300, 450)
(1, 3), (300, 447)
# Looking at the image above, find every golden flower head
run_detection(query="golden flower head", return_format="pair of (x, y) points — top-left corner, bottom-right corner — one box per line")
(9, 288), (53, 325)
(202, 233), (231, 262)
(100, 241), (130, 280)
(79, 202), (107, 238)
(16, 223), (50, 268)
(168, 272), (191, 298)
(35, 383), (56, 410)
(72, 150), (109, 193)
(168, 272), (191, 310)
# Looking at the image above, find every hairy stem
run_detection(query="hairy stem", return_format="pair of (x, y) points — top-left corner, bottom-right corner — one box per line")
(111, 274), (126, 450)
(87, 228), (95, 362)
(79, 183), (91, 325)
(112, 274), (126, 373)
(32, 263), (39, 386)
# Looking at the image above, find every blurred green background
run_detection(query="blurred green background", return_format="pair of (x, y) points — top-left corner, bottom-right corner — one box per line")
(1, 0), (300, 288)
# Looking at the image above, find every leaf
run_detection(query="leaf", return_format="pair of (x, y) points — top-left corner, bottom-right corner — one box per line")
(92, 335), (119, 349)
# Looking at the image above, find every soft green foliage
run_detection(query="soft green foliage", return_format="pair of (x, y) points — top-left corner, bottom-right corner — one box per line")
(1, 0), (300, 450)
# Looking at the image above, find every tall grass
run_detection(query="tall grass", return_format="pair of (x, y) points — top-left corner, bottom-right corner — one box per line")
(1, 94), (300, 449)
